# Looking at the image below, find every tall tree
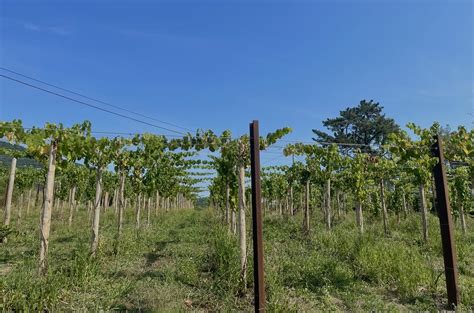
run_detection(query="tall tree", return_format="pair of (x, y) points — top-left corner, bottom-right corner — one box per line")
(312, 100), (399, 152)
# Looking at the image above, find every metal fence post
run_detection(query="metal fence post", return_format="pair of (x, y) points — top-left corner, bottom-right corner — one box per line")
(250, 120), (266, 312)
(431, 134), (460, 308)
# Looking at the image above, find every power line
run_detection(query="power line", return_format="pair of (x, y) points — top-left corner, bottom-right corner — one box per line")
(261, 154), (287, 166)
(0, 67), (194, 132)
(91, 130), (181, 137)
(276, 138), (372, 147)
(265, 145), (285, 150)
(0, 126), (187, 138)
(261, 150), (283, 155)
(0, 74), (187, 135)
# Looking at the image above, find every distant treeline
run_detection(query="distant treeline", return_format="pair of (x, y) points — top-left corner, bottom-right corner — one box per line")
(0, 141), (42, 168)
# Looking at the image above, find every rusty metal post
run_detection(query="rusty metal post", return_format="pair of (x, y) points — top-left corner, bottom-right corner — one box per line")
(250, 120), (266, 312)
(431, 134), (460, 308)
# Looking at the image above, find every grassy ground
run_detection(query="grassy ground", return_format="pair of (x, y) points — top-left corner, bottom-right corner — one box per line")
(1, 205), (473, 311)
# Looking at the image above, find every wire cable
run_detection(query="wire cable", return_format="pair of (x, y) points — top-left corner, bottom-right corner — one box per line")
(0, 126), (188, 138)
(0, 74), (187, 135)
(0, 67), (194, 132)
(261, 154), (288, 166)
(276, 138), (373, 147)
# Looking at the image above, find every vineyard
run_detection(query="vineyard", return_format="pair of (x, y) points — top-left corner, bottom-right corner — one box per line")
(0, 118), (473, 311)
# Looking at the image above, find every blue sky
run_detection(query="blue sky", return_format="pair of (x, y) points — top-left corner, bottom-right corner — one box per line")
(0, 0), (472, 166)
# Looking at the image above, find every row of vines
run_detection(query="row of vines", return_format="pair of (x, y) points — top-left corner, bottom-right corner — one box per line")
(208, 122), (473, 291)
(1, 119), (473, 300)
(0, 119), (289, 282)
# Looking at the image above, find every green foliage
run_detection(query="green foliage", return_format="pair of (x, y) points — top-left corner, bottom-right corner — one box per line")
(388, 122), (439, 185)
(209, 127), (292, 211)
(0, 119), (26, 149)
(347, 152), (371, 203)
(25, 121), (91, 167)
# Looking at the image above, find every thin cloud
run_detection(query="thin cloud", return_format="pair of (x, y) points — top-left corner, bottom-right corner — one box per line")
(22, 22), (70, 36)
(23, 23), (41, 32)
(418, 80), (473, 99)
(120, 28), (202, 43)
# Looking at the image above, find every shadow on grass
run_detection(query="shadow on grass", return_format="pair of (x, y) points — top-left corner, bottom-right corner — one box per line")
(54, 235), (76, 244)
(138, 270), (167, 280)
(144, 240), (178, 266)
(110, 302), (155, 312)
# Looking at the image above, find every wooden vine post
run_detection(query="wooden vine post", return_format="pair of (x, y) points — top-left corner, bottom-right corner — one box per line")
(3, 157), (17, 241)
(39, 140), (58, 274)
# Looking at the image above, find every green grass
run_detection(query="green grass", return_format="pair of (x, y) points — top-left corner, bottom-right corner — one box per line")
(1, 205), (473, 311)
